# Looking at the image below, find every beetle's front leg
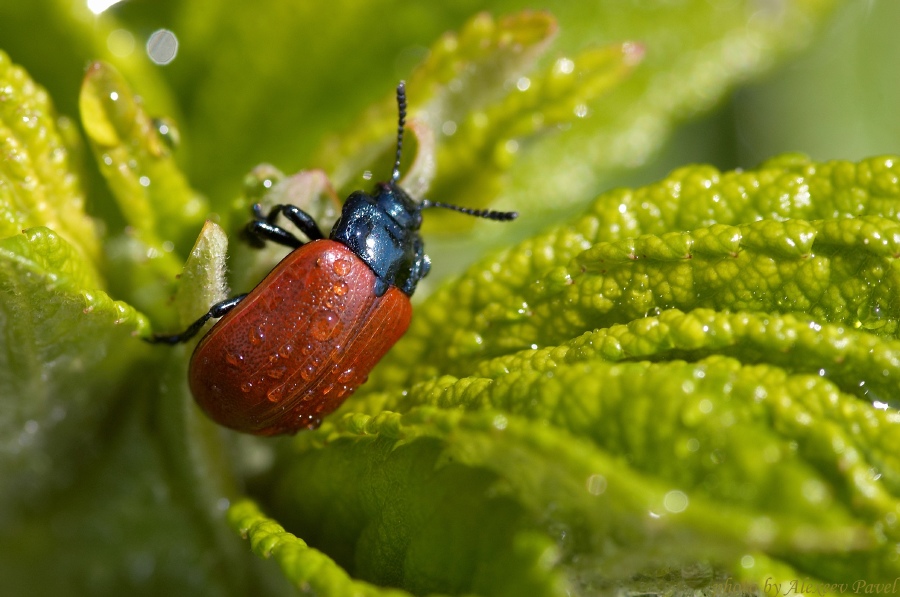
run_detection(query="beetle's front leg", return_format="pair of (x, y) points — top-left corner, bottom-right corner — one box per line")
(145, 294), (248, 344)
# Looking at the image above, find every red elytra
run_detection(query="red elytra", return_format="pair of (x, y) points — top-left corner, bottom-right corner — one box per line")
(189, 240), (411, 435)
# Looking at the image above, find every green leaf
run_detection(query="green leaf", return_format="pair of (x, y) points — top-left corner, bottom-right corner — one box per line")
(228, 499), (417, 597)
(80, 61), (207, 251)
(259, 154), (900, 594)
(0, 50), (101, 278)
(79, 60), (205, 323)
(375, 156), (900, 383)
(0, 54), (262, 596)
(171, 220), (229, 328)
(0, 226), (148, 517)
(0, 52), (151, 521)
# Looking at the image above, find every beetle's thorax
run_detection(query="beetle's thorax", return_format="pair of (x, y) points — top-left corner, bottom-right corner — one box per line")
(330, 182), (430, 297)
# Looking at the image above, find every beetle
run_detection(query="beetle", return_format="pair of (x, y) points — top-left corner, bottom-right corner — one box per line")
(149, 82), (518, 435)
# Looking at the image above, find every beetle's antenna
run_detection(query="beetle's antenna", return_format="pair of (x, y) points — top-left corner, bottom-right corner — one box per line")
(392, 81), (407, 184)
(421, 199), (518, 221)
(392, 81), (517, 222)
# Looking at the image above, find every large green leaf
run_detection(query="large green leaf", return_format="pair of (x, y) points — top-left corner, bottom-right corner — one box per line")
(0, 51), (150, 524)
(255, 154), (900, 594)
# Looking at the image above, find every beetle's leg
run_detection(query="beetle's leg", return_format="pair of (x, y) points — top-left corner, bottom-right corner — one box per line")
(244, 219), (304, 249)
(243, 204), (326, 249)
(273, 204), (326, 240)
(145, 293), (248, 344)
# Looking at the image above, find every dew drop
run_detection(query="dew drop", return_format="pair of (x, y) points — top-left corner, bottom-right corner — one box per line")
(225, 351), (243, 367)
(266, 367), (286, 379)
(267, 386), (284, 402)
(338, 368), (355, 383)
(332, 259), (352, 276)
(240, 381), (254, 393)
(278, 344), (294, 359)
(321, 383), (334, 396)
(300, 363), (318, 381)
(243, 164), (283, 199)
(857, 302), (888, 330)
(300, 342), (315, 356)
(248, 324), (265, 345)
(333, 280), (349, 296)
(152, 116), (181, 152)
(311, 309), (340, 341)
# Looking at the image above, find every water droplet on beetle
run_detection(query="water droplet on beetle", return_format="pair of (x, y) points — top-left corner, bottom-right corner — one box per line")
(241, 381), (254, 393)
(225, 351), (243, 367)
(311, 309), (340, 341)
(332, 259), (352, 276)
(300, 363), (317, 381)
(338, 368), (354, 383)
(267, 386), (284, 402)
(249, 324), (265, 345)
(266, 367), (286, 379)
(333, 280), (349, 296)
(324, 295), (343, 310)
(278, 344), (293, 359)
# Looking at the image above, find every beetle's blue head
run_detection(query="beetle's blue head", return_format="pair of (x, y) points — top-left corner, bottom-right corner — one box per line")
(375, 181), (422, 230)
(331, 81), (518, 298)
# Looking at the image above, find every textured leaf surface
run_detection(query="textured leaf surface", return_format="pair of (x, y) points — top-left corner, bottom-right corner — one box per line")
(376, 156), (900, 383)
(0, 54), (255, 597)
(0, 226), (148, 517)
(0, 50), (100, 277)
(0, 52), (151, 523)
(261, 155), (900, 595)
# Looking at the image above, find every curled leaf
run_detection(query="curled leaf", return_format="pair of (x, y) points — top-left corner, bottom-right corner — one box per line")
(80, 61), (207, 251)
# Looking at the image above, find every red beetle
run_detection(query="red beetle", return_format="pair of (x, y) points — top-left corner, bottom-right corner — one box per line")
(149, 82), (518, 435)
